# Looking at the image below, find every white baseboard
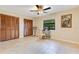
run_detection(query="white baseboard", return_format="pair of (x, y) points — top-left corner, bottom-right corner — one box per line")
(53, 39), (79, 45)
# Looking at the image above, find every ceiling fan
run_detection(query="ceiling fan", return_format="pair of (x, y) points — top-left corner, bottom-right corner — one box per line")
(30, 5), (51, 15)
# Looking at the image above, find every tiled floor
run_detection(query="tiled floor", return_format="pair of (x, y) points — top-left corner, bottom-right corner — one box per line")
(0, 36), (79, 54)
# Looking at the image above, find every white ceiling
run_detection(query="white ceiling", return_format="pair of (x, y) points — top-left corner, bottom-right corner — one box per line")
(0, 5), (78, 17)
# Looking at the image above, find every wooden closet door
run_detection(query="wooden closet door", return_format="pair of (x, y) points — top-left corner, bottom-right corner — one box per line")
(11, 17), (19, 39)
(24, 19), (33, 36)
(0, 14), (19, 41)
(29, 20), (33, 35)
(0, 15), (1, 40)
(24, 20), (27, 36)
(11, 16), (16, 39)
(27, 20), (31, 35)
(1, 15), (6, 41)
(5, 15), (11, 40)
(15, 18), (19, 38)
(26, 20), (29, 36)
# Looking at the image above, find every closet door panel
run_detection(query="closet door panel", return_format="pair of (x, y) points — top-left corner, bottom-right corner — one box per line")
(1, 15), (6, 41)
(10, 17), (15, 39)
(27, 20), (33, 35)
(26, 20), (29, 36)
(5, 15), (11, 40)
(13, 17), (16, 39)
(24, 20), (28, 36)
(15, 18), (19, 38)
(11, 17), (19, 39)
(0, 16), (1, 40)
(27, 21), (30, 35)
(24, 20), (27, 36)
(29, 20), (33, 35)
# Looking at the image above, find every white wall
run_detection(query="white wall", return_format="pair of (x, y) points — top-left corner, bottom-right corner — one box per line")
(33, 7), (79, 43)
(0, 10), (33, 38)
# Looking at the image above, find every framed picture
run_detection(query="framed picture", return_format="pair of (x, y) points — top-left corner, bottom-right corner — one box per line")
(61, 14), (72, 28)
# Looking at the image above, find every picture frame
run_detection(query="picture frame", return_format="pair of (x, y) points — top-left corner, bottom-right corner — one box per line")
(61, 14), (72, 28)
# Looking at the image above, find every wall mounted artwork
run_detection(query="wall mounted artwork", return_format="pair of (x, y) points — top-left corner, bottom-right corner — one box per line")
(61, 14), (72, 28)
(43, 19), (55, 30)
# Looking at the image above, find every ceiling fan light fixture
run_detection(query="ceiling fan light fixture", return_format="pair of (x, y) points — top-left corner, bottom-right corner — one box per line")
(38, 10), (43, 13)
(32, 6), (37, 10)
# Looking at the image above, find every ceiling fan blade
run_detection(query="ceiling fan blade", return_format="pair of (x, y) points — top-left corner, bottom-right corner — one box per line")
(36, 5), (43, 10)
(43, 7), (51, 10)
(36, 5), (39, 8)
(30, 10), (38, 12)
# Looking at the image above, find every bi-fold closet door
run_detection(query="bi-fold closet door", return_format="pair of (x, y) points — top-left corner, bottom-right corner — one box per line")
(10, 16), (19, 39)
(24, 19), (33, 37)
(0, 14), (19, 41)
